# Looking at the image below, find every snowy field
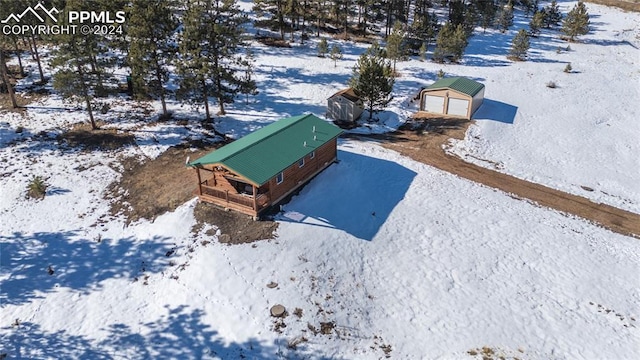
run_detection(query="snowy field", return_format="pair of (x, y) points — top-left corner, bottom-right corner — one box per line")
(444, 3), (640, 214)
(1, 0), (640, 359)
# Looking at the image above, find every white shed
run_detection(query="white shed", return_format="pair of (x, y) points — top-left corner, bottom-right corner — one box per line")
(327, 88), (364, 123)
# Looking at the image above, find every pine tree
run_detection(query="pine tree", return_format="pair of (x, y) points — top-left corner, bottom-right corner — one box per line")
(543, 0), (562, 28)
(331, 0), (352, 36)
(253, 0), (288, 39)
(318, 38), (329, 57)
(177, 0), (248, 120)
(410, 10), (439, 52)
(284, 0), (305, 41)
(11, 36), (25, 78)
(477, 0), (497, 33)
(508, 29), (530, 61)
(15, 0), (46, 83)
(349, 48), (394, 121)
(127, 0), (178, 118)
(238, 48), (259, 104)
(418, 42), (427, 61)
(448, 0), (465, 27)
(329, 44), (343, 67)
(0, 2), (18, 107)
(529, 10), (545, 37)
(0, 49), (18, 108)
(97, 0), (130, 63)
(433, 22), (468, 63)
(561, 1), (589, 41)
(522, 0), (537, 16)
(366, 40), (387, 58)
(355, 0), (380, 34)
(462, 2), (480, 37)
(50, 0), (111, 130)
(310, 0), (329, 36)
(386, 21), (404, 73)
(494, 1), (514, 33)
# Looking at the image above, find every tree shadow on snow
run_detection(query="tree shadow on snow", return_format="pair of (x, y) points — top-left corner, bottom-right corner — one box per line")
(0, 231), (173, 307)
(2, 305), (341, 359)
(278, 150), (417, 241)
(0, 121), (36, 147)
(473, 99), (518, 124)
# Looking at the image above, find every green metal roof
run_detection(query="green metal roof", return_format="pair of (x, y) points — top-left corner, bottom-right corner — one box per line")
(189, 114), (343, 186)
(427, 77), (484, 97)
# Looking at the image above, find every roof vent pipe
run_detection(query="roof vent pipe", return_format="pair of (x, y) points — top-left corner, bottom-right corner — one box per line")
(314, 135), (317, 141)
(304, 141), (307, 147)
(312, 126), (316, 132)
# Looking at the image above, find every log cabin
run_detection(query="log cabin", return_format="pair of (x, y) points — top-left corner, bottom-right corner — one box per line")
(188, 114), (343, 217)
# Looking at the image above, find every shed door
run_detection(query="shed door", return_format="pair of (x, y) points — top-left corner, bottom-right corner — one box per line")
(423, 95), (445, 113)
(447, 98), (469, 117)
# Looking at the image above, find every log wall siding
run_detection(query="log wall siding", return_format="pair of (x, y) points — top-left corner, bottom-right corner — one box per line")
(268, 138), (338, 202)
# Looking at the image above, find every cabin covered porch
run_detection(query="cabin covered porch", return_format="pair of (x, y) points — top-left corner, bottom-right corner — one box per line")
(194, 165), (271, 217)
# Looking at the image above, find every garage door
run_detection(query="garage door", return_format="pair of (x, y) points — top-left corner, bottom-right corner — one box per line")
(447, 98), (469, 117)
(423, 95), (445, 113)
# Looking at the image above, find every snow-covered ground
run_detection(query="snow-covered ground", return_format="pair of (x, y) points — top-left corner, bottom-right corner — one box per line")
(1, 1), (639, 359)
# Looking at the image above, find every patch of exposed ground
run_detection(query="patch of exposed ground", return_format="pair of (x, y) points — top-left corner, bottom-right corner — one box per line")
(585, 0), (640, 12)
(350, 117), (640, 239)
(193, 203), (278, 245)
(107, 142), (211, 223)
(0, 93), (29, 113)
(58, 122), (136, 151)
(106, 139), (277, 243)
(467, 346), (525, 360)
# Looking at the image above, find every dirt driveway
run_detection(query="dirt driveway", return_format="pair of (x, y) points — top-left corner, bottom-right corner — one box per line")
(351, 118), (640, 239)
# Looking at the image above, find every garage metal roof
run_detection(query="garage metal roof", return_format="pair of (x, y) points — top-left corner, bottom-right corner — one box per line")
(188, 114), (342, 186)
(427, 77), (484, 97)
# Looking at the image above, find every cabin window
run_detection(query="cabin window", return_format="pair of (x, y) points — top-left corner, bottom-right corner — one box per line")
(309, 151), (315, 159)
(276, 172), (284, 184)
(298, 158), (305, 168)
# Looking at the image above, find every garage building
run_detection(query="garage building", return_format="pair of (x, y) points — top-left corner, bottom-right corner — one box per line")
(418, 77), (485, 120)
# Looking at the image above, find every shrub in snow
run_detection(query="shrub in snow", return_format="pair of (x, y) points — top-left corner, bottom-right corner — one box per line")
(27, 176), (47, 199)
(546, 81), (557, 88)
(437, 69), (445, 79)
(564, 63), (573, 73)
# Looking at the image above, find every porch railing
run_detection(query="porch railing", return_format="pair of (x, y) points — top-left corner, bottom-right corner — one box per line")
(201, 184), (269, 210)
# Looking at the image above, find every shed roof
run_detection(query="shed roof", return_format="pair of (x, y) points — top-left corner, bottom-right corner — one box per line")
(329, 87), (360, 103)
(188, 114), (342, 186)
(426, 77), (484, 97)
